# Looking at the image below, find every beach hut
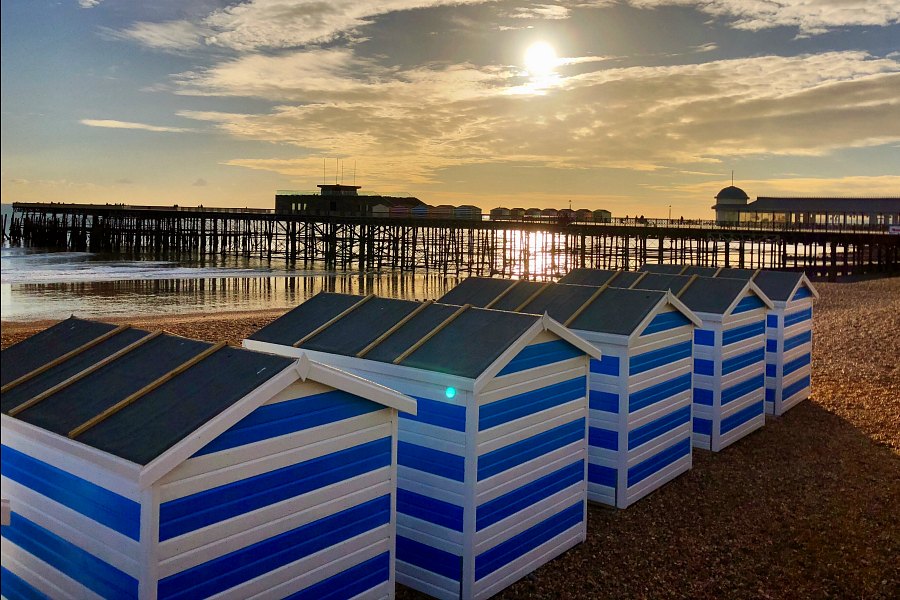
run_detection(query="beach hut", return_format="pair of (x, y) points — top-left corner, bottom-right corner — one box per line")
(1, 317), (415, 600)
(558, 268), (645, 288)
(390, 205), (411, 218)
(706, 268), (819, 416)
(490, 207), (510, 220)
(439, 278), (701, 508)
(372, 203), (390, 218)
(454, 205), (482, 220)
(412, 204), (431, 218)
(429, 205), (455, 219)
(574, 209), (593, 223)
(639, 265), (819, 416)
(631, 274), (774, 451)
(592, 209), (612, 223)
(244, 294), (599, 600)
(524, 208), (542, 220)
(509, 208), (526, 220)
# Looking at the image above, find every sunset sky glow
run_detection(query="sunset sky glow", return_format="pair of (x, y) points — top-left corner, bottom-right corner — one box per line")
(2, 1), (899, 217)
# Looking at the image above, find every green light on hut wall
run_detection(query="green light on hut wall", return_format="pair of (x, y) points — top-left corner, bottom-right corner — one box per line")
(445, 387), (457, 399)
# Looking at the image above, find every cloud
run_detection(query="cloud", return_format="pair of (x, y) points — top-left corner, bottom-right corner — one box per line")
(104, 20), (206, 51)
(627, 1), (900, 34)
(508, 4), (571, 20)
(115, 178), (134, 185)
(646, 175), (900, 201)
(692, 42), (718, 53)
(192, 178), (208, 186)
(171, 48), (900, 191)
(78, 0), (102, 8)
(80, 119), (195, 133)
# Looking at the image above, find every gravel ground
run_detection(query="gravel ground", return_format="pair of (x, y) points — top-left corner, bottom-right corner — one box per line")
(2, 277), (898, 599)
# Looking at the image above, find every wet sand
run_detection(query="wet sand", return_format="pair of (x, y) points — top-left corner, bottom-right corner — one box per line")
(2, 277), (899, 599)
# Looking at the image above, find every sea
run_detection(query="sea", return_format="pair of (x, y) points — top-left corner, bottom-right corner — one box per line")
(0, 245), (459, 322)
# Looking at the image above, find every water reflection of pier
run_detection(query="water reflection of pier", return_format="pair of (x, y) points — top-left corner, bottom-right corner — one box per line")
(9, 203), (899, 279)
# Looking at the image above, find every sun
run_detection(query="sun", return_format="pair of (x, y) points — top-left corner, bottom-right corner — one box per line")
(524, 42), (558, 76)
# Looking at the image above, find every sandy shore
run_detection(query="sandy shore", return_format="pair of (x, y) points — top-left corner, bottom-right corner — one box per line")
(2, 277), (899, 598)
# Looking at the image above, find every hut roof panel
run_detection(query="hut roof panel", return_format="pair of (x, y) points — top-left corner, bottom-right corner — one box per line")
(15, 334), (214, 437)
(438, 277), (514, 307)
(78, 346), (294, 465)
(681, 266), (720, 277)
(519, 284), (598, 321)
(716, 267), (755, 280)
(303, 297), (420, 356)
(568, 288), (665, 335)
(491, 281), (547, 311)
(751, 271), (805, 302)
(352, 302), (460, 364)
(0, 317), (119, 387)
(402, 308), (538, 378)
(678, 277), (749, 315)
(557, 268), (619, 286)
(640, 264), (686, 274)
(634, 273), (694, 295)
(248, 293), (363, 346)
(1, 326), (151, 414)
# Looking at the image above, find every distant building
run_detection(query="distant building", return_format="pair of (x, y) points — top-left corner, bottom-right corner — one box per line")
(712, 186), (900, 226)
(275, 184), (423, 216)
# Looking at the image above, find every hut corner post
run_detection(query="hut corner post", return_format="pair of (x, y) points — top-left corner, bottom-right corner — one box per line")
(138, 486), (161, 600)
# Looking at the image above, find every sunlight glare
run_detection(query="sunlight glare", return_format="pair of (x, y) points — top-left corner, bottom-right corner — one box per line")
(524, 42), (558, 76)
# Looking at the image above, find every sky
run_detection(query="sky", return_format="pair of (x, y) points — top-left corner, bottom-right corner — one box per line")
(2, 1), (899, 218)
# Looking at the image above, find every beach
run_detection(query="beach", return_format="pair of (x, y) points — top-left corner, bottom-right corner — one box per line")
(2, 276), (898, 599)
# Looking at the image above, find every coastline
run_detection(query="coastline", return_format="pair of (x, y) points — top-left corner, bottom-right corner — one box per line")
(2, 276), (898, 598)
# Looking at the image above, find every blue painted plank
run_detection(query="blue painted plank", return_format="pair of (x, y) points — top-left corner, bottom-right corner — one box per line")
(480, 376), (585, 430)
(694, 358), (714, 376)
(400, 396), (466, 432)
(589, 389), (619, 413)
(158, 496), (391, 600)
(766, 338), (777, 352)
(396, 535), (461, 582)
(398, 441), (465, 482)
(722, 347), (764, 375)
(693, 387), (714, 406)
(792, 286), (814, 300)
(589, 427), (617, 451)
(0, 445), (140, 541)
(1, 566), (51, 600)
(397, 489), (463, 532)
(2, 513), (138, 599)
(720, 401), (764, 435)
(629, 341), (692, 375)
(629, 372), (692, 413)
(590, 355), (619, 376)
(694, 329), (715, 346)
(783, 375), (811, 400)
(784, 330), (812, 352)
(721, 374), (765, 406)
(474, 502), (582, 581)
(588, 463), (616, 487)
(477, 419), (585, 481)
(766, 314), (779, 328)
(783, 353), (811, 376)
(476, 461), (583, 531)
(628, 406), (691, 450)
(195, 391), (383, 456)
(497, 340), (582, 377)
(627, 438), (690, 486)
(160, 437), (391, 540)
(641, 311), (691, 336)
(284, 552), (390, 600)
(766, 363), (777, 377)
(731, 294), (766, 314)
(722, 320), (765, 346)
(693, 418), (712, 435)
(784, 308), (813, 328)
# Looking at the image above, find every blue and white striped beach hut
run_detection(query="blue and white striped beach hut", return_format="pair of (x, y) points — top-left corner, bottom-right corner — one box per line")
(1, 317), (415, 600)
(244, 293), (600, 600)
(630, 273), (774, 451)
(438, 277), (702, 509)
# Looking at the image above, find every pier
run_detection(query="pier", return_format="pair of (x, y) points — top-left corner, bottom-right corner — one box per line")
(7, 202), (900, 279)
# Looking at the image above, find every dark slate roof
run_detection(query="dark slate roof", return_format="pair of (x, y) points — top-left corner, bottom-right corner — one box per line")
(715, 186), (749, 200)
(441, 276), (675, 335)
(680, 266), (721, 277)
(749, 271), (805, 302)
(634, 273), (695, 295)
(567, 288), (667, 336)
(438, 277), (515, 307)
(715, 267), (756, 280)
(677, 277), (751, 315)
(1, 318), (294, 465)
(249, 293), (541, 379)
(639, 264), (687, 275)
(558, 268), (643, 288)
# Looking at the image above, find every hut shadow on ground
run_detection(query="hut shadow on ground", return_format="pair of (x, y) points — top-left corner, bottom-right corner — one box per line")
(398, 400), (900, 600)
